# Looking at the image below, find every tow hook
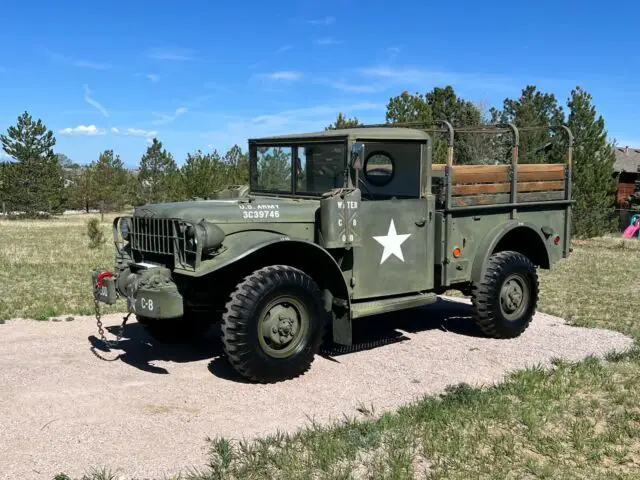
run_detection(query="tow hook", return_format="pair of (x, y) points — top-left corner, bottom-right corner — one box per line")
(92, 270), (117, 305)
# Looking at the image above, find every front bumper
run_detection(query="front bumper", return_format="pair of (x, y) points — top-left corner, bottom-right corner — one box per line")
(92, 263), (184, 319)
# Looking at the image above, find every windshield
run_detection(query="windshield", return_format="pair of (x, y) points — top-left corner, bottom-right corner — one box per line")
(250, 141), (346, 195)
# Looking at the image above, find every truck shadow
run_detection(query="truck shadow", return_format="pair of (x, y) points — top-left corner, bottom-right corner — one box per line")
(207, 297), (483, 382)
(88, 297), (480, 380)
(322, 297), (482, 358)
(88, 323), (225, 375)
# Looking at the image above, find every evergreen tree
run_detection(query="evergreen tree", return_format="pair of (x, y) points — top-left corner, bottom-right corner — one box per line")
(325, 113), (362, 130)
(181, 149), (226, 199)
(0, 111), (64, 214)
(566, 86), (617, 238)
(385, 90), (433, 125)
(92, 149), (130, 211)
(137, 138), (181, 204)
(67, 166), (95, 212)
(385, 87), (484, 163)
(491, 85), (565, 164)
(222, 144), (249, 184)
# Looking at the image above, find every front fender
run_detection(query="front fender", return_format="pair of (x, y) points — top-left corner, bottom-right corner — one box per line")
(191, 230), (291, 276)
(190, 230), (353, 345)
(470, 220), (551, 283)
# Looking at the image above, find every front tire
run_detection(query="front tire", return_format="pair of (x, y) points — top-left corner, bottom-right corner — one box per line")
(221, 265), (327, 383)
(471, 251), (539, 339)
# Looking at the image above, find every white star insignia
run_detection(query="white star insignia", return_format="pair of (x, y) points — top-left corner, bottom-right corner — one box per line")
(373, 219), (412, 265)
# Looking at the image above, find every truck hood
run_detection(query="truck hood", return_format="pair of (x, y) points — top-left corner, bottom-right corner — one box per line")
(133, 196), (319, 225)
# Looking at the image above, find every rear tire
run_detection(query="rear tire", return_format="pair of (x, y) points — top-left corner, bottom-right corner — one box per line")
(221, 265), (327, 383)
(471, 251), (538, 339)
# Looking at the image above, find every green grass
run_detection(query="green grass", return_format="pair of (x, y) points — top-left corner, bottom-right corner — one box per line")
(0, 212), (129, 321)
(2, 220), (638, 479)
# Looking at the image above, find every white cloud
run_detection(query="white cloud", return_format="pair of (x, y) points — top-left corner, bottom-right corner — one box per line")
(83, 84), (109, 117)
(324, 80), (380, 93)
(147, 47), (195, 61)
(123, 128), (158, 138)
(261, 70), (303, 81)
(203, 102), (382, 147)
(59, 125), (106, 136)
(310, 16), (335, 26)
(111, 127), (119, 134)
(358, 65), (514, 91)
(316, 37), (341, 46)
(152, 106), (188, 125)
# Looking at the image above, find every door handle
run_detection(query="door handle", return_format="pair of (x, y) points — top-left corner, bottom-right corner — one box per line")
(415, 217), (426, 227)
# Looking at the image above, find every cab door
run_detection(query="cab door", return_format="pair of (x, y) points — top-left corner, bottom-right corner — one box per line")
(352, 197), (433, 299)
(349, 140), (434, 300)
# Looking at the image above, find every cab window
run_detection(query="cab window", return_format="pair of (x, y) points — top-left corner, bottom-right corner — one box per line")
(295, 143), (346, 195)
(252, 146), (292, 193)
(357, 142), (422, 199)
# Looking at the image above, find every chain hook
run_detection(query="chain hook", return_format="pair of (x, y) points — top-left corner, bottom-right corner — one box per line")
(91, 281), (130, 362)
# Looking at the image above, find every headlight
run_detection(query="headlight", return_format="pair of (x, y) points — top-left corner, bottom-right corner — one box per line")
(119, 217), (131, 241)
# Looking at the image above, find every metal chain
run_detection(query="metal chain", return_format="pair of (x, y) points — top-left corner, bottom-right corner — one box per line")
(91, 291), (131, 361)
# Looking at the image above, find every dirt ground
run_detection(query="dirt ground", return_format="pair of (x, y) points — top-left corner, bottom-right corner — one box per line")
(0, 297), (633, 480)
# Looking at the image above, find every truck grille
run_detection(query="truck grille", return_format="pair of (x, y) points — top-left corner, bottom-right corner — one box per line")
(131, 217), (175, 255)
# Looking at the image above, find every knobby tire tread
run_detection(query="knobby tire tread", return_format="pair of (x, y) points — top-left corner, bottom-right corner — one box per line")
(471, 251), (539, 339)
(221, 265), (326, 383)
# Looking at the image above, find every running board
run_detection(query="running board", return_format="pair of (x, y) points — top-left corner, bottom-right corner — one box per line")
(351, 292), (438, 319)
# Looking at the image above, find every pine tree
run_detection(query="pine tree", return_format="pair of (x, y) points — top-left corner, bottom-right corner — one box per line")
(491, 85), (565, 164)
(385, 90), (433, 125)
(566, 86), (617, 238)
(384, 87), (484, 164)
(325, 113), (362, 130)
(181, 149), (226, 199)
(68, 167), (95, 213)
(0, 111), (64, 215)
(137, 138), (180, 204)
(92, 149), (130, 211)
(222, 145), (249, 184)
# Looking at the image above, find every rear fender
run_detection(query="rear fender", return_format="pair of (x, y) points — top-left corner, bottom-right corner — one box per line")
(470, 220), (551, 284)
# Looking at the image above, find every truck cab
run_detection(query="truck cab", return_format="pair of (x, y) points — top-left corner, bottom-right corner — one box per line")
(93, 123), (573, 383)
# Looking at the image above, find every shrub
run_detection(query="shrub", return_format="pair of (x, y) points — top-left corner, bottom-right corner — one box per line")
(86, 218), (105, 249)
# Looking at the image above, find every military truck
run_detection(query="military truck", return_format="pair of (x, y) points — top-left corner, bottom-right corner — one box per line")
(92, 122), (573, 383)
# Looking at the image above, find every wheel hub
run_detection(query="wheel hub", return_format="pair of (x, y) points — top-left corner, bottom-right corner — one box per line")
(261, 303), (302, 350)
(500, 276), (527, 319)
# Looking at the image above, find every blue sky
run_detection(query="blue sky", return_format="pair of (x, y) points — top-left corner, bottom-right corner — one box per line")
(1, 0), (638, 168)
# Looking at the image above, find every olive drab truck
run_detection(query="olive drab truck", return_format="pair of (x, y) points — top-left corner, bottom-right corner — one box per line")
(92, 121), (573, 383)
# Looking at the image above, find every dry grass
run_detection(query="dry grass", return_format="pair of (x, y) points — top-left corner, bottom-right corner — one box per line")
(0, 212), (130, 321)
(538, 234), (640, 340)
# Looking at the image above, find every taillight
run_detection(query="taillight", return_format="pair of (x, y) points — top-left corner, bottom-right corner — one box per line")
(554, 235), (561, 245)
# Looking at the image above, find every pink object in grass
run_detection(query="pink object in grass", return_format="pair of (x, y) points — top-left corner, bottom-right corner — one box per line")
(622, 219), (640, 238)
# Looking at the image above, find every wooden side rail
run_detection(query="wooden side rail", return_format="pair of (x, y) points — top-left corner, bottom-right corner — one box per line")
(431, 163), (567, 207)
